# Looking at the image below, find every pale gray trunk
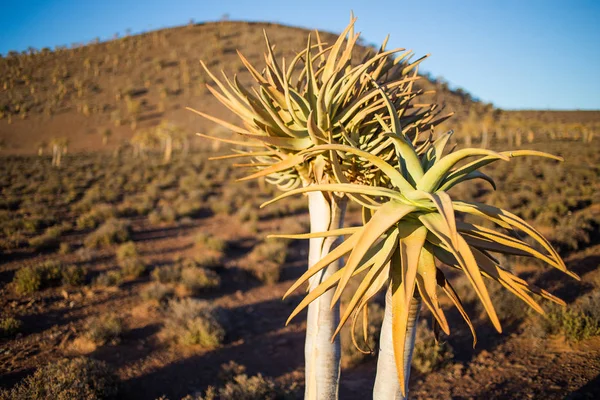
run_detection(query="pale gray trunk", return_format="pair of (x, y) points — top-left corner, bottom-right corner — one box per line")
(304, 191), (346, 400)
(507, 131), (514, 146)
(51, 145), (62, 167)
(51, 145), (58, 166)
(164, 135), (172, 163)
(480, 128), (488, 149)
(373, 287), (422, 400)
(182, 138), (189, 157)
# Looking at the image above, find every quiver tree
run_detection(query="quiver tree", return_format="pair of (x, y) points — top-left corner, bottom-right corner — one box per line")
(49, 137), (68, 167)
(36, 140), (47, 156)
(130, 129), (159, 159)
(125, 97), (141, 130)
(268, 91), (578, 398)
(156, 120), (188, 163)
(193, 16), (450, 399)
(101, 128), (112, 146)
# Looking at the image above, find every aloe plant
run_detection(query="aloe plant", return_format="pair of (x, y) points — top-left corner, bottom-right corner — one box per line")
(268, 91), (578, 398)
(193, 17), (449, 399)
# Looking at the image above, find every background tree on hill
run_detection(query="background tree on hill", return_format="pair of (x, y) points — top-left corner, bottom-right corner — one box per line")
(49, 137), (68, 167)
(101, 128), (112, 146)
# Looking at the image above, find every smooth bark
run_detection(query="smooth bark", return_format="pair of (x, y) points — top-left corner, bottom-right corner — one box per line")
(163, 135), (173, 163)
(373, 287), (422, 400)
(304, 191), (346, 400)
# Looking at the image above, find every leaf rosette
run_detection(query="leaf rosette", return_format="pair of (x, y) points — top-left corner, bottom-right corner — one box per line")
(267, 93), (577, 393)
(192, 17), (451, 190)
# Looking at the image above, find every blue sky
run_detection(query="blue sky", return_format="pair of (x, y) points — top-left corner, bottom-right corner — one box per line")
(1, 0), (599, 110)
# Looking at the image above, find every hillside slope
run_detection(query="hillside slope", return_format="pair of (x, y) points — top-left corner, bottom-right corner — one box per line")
(0, 20), (485, 154)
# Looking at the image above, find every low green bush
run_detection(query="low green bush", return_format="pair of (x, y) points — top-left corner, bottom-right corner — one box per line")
(151, 258), (220, 295)
(117, 195), (154, 217)
(13, 266), (42, 295)
(28, 223), (70, 252)
(180, 265), (220, 293)
(76, 203), (116, 230)
(0, 317), (22, 338)
(84, 219), (131, 248)
(58, 242), (72, 255)
(161, 298), (226, 348)
(116, 241), (146, 278)
(247, 239), (288, 284)
(140, 282), (174, 303)
(341, 302), (384, 368)
(61, 265), (85, 286)
(148, 205), (177, 225)
(194, 233), (227, 252)
(533, 301), (600, 342)
(28, 231), (60, 251)
(194, 361), (298, 400)
(93, 270), (124, 288)
(0, 357), (118, 399)
(12, 260), (63, 295)
(412, 321), (454, 374)
(83, 314), (124, 345)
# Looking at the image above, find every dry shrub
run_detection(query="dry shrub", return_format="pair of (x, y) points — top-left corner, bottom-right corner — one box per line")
(194, 253), (222, 269)
(84, 218), (131, 248)
(194, 233), (227, 252)
(118, 195), (154, 217)
(151, 264), (182, 284)
(218, 361), (247, 382)
(530, 292), (600, 342)
(0, 357), (118, 400)
(83, 314), (124, 346)
(209, 198), (233, 216)
(151, 258), (220, 295)
(193, 361), (298, 400)
(179, 265), (220, 294)
(141, 282), (174, 303)
(148, 205), (177, 225)
(161, 298), (226, 348)
(76, 203), (116, 229)
(58, 242), (72, 255)
(0, 317), (22, 338)
(61, 264), (85, 286)
(236, 203), (257, 224)
(211, 374), (279, 400)
(174, 196), (204, 219)
(12, 266), (43, 295)
(341, 302), (384, 368)
(247, 239), (288, 284)
(411, 320), (454, 374)
(12, 260), (63, 295)
(93, 270), (123, 288)
(546, 211), (596, 252)
(116, 241), (146, 278)
(28, 226), (62, 251)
